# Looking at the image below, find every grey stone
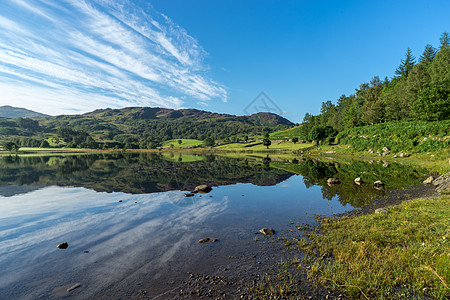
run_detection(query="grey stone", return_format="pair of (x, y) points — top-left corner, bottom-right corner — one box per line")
(375, 207), (389, 214)
(198, 238), (217, 243)
(327, 178), (340, 185)
(194, 185), (212, 193)
(423, 176), (434, 184)
(373, 181), (385, 188)
(259, 228), (275, 235)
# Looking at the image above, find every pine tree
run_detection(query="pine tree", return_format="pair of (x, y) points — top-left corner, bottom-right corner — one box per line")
(439, 31), (449, 50)
(395, 47), (416, 77)
(419, 44), (436, 64)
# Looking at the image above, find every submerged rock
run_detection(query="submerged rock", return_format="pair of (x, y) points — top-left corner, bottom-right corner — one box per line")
(194, 185), (212, 193)
(67, 283), (81, 292)
(57, 242), (69, 249)
(354, 177), (362, 185)
(198, 238), (217, 243)
(259, 228), (275, 236)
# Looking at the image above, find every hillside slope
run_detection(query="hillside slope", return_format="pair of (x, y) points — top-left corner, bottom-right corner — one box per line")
(0, 105), (49, 118)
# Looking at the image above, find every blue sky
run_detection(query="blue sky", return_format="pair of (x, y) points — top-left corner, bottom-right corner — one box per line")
(0, 0), (449, 122)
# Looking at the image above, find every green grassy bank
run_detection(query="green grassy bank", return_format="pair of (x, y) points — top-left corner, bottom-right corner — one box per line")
(264, 196), (450, 299)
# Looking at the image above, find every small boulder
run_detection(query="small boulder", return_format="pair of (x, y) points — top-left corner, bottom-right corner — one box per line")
(57, 242), (69, 249)
(382, 147), (390, 154)
(327, 178), (340, 185)
(368, 149), (374, 154)
(382, 161), (390, 168)
(373, 181), (385, 188)
(184, 192), (195, 197)
(423, 176), (434, 184)
(194, 185), (212, 193)
(375, 207), (389, 214)
(259, 228), (275, 235)
(354, 177), (362, 185)
(399, 153), (410, 158)
(198, 238), (217, 243)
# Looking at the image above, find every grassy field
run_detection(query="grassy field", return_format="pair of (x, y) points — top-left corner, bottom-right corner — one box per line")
(215, 140), (314, 152)
(292, 195), (450, 299)
(269, 125), (302, 139)
(161, 139), (203, 148)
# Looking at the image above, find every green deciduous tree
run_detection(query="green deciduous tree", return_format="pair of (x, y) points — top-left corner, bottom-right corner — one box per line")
(3, 142), (19, 152)
(413, 84), (450, 120)
(263, 138), (271, 149)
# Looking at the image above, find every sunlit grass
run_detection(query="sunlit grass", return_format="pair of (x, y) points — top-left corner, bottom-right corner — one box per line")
(295, 196), (450, 299)
(161, 139), (203, 148)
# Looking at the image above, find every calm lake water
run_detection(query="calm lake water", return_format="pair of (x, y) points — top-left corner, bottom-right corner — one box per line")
(0, 153), (427, 299)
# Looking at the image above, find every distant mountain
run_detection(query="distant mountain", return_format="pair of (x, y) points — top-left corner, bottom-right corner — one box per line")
(0, 105), (49, 118)
(0, 106), (294, 148)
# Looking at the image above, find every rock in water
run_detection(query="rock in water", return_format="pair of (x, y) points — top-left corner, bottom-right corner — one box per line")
(327, 178), (340, 185)
(67, 284), (81, 292)
(194, 185), (212, 193)
(354, 177), (362, 185)
(373, 181), (385, 188)
(259, 228), (275, 235)
(57, 242), (68, 249)
(198, 238), (217, 243)
(423, 176), (434, 184)
(184, 192), (195, 197)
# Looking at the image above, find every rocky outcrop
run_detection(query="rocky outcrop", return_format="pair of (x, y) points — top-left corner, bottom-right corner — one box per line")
(433, 173), (450, 194)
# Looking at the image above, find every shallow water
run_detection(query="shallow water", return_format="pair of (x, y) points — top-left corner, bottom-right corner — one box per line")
(0, 153), (427, 298)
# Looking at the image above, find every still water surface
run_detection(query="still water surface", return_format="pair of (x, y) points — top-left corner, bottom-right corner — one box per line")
(0, 153), (426, 299)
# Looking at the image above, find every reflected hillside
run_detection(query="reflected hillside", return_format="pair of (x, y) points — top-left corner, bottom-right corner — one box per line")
(0, 153), (292, 196)
(271, 158), (429, 208)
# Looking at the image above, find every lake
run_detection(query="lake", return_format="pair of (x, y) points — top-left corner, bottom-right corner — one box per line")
(0, 153), (428, 299)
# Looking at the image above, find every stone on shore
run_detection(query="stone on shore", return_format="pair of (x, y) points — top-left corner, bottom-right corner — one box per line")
(184, 192), (195, 197)
(375, 207), (389, 214)
(354, 177), (362, 185)
(194, 185), (212, 193)
(327, 178), (340, 185)
(423, 176), (434, 184)
(373, 181), (385, 188)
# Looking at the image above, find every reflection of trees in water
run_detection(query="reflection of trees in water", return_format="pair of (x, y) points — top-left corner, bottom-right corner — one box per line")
(275, 159), (428, 208)
(0, 153), (292, 195)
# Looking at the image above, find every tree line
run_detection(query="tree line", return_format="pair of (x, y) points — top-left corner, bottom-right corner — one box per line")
(299, 32), (450, 142)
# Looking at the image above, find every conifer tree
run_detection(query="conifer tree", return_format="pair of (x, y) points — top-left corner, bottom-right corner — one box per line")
(419, 44), (437, 64)
(395, 47), (416, 77)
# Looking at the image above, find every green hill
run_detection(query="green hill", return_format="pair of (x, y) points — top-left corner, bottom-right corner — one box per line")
(0, 105), (49, 118)
(0, 107), (294, 149)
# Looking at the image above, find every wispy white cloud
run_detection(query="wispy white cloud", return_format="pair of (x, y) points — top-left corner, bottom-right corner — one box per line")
(0, 0), (226, 114)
